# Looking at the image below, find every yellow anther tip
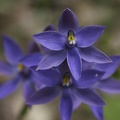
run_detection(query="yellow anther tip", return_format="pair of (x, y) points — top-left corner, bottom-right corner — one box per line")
(68, 36), (75, 42)
(17, 63), (24, 70)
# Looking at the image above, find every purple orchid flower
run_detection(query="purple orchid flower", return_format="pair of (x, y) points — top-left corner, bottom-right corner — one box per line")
(77, 55), (120, 120)
(26, 63), (105, 120)
(33, 8), (111, 81)
(0, 35), (43, 100)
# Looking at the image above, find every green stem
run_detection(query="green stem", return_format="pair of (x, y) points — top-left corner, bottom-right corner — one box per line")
(18, 104), (30, 120)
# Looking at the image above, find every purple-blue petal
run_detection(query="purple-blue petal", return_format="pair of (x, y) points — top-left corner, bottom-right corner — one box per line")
(44, 24), (56, 31)
(41, 25), (56, 53)
(67, 48), (82, 81)
(93, 55), (120, 79)
(29, 67), (44, 89)
(33, 68), (61, 87)
(2, 35), (23, 64)
(76, 69), (104, 88)
(41, 45), (51, 54)
(58, 8), (79, 35)
(23, 81), (36, 101)
(60, 89), (73, 120)
(76, 26), (105, 47)
(90, 106), (103, 120)
(27, 41), (40, 53)
(96, 78), (120, 94)
(37, 49), (67, 70)
(57, 60), (71, 77)
(33, 31), (66, 50)
(71, 93), (81, 111)
(0, 77), (20, 99)
(29, 67), (45, 90)
(0, 61), (15, 75)
(20, 52), (43, 67)
(79, 46), (112, 63)
(26, 87), (60, 105)
(73, 88), (105, 106)
(82, 60), (95, 70)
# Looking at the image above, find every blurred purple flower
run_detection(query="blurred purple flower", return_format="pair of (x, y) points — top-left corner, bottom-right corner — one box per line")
(33, 8), (111, 81)
(0, 35), (43, 100)
(20, 25), (56, 67)
(26, 64), (105, 120)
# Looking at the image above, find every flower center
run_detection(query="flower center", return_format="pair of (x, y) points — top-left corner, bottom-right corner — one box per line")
(17, 63), (25, 71)
(62, 72), (70, 87)
(67, 30), (76, 45)
(17, 63), (31, 79)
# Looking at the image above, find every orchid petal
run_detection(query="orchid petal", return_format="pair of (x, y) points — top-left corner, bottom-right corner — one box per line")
(90, 106), (103, 120)
(41, 25), (56, 53)
(76, 26), (105, 47)
(76, 69), (104, 88)
(41, 46), (51, 54)
(97, 78), (120, 94)
(60, 89), (73, 120)
(71, 93), (81, 111)
(33, 31), (66, 50)
(20, 52), (43, 67)
(79, 46), (111, 63)
(3, 35), (23, 64)
(0, 61), (15, 75)
(67, 48), (82, 81)
(82, 60), (95, 70)
(44, 25), (56, 31)
(23, 81), (36, 101)
(57, 60), (71, 77)
(37, 49), (67, 70)
(26, 87), (60, 105)
(33, 68), (61, 87)
(29, 68), (45, 90)
(73, 88), (105, 106)
(27, 41), (40, 53)
(58, 8), (79, 35)
(0, 77), (20, 99)
(93, 55), (120, 79)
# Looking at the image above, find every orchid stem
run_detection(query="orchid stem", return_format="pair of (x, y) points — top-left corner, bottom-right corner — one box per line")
(18, 104), (29, 120)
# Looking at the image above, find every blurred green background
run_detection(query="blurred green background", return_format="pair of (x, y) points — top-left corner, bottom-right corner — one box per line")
(0, 0), (120, 120)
